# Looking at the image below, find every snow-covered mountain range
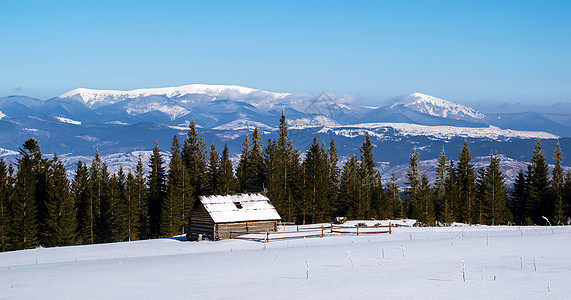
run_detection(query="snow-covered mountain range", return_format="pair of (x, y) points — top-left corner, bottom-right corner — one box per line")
(1, 84), (570, 184)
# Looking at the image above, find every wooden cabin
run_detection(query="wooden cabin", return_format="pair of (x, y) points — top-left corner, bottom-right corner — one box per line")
(187, 193), (281, 241)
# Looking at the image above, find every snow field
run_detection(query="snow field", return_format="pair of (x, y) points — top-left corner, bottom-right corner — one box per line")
(1, 225), (570, 299)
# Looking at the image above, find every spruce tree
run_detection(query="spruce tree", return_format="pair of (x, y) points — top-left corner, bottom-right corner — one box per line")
(11, 139), (42, 250)
(249, 127), (266, 191)
(479, 153), (510, 225)
(384, 173), (402, 219)
(218, 144), (235, 195)
(95, 163), (113, 243)
(237, 128), (266, 192)
(444, 160), (459, 224)
(162, 135), (192, 237)
(338, 155), (360, 219)
(359, 134), (378, 219)
(508, 169), (528, 225)
(88, 151), (104, 244)
(327, 139), (340, 219)
(182, 119), (207, 197)
(564, 172), (571, 223)
(134, 155), (148, 239)
(417, 173), (435, 225)
(457, 140), (476, 224)
(527, 140), (551, 224)
(0, 159), (12, 251)
(206, 144), (221, 195)
(301, 136), (330, 224)
(44, 154), (76, 246)
(236, 135), (251, 193)
(434, 148), (447, 222)
(552, 143), (565, 224)
(147, 143), (166, 238)
(405, 148), (421, 219)
(112, 167), (128, 241)
(73, 161), (92, 244)
(265, 111), (300, 222)
(125, 172), (140, 241)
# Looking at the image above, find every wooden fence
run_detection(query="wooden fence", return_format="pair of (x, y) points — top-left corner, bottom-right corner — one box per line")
(230, 223), (392, 242)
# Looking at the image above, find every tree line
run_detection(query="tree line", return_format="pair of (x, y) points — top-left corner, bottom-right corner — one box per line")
(1, 112), (570, 252)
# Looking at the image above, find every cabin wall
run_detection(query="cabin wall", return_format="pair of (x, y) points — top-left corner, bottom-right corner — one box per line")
(187, 203), (215, 241)
(215, 220), (278, 240)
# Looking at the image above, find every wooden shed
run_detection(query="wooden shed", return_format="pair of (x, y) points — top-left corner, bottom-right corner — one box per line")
(187, 193), (281, 241)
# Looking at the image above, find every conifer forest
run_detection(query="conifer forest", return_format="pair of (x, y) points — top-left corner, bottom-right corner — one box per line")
(1, 113), (570, 252)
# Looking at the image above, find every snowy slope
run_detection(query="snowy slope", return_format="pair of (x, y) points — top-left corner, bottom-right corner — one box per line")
(1, 225), (569, 299)
(321, 123), (559, 140)
(389, 93), (486, 121)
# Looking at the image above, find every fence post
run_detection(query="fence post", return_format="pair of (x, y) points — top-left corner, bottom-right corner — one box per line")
(297, 225), (299, 232)
(265, 231), (269, 243)
(389, 223), (392, 234)
(331, 225), (333, 233)
(357, 224), (359, 236)
(321, 225), (324, 237)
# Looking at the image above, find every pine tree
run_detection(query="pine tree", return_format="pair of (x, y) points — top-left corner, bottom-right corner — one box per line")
(0, 159), (12, 251)
(527, 140), (551, 225)
(218, 144), (235, 195)
(147, 142), (166, 238)
(405, 148), (421, 219)
(457, 140), (476, 224)
(552, 142), (565, 224)
(11, 139), (42, 250)
(44, 154), (76, 246)
(182, 119), (207, 197)
(73, 161), (92, 244)
(434, 148), (448, 222)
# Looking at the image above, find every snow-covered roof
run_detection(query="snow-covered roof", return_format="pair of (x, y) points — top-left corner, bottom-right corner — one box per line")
(199, 193), (281, 223)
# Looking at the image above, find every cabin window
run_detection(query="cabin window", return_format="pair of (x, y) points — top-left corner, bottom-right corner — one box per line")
(233, 202), (243, 209)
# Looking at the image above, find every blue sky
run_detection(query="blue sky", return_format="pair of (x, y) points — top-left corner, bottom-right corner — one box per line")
(1, 0), (570, 112)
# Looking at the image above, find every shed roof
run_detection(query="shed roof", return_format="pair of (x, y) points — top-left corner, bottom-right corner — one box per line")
(198, 193), (281, 223)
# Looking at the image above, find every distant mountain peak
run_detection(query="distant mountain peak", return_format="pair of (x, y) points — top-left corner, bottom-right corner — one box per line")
(58, 84), (292, 108)
(389, 92), (486, 121)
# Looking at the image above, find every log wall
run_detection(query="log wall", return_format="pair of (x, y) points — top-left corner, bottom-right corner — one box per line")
(215, 220), (278, 240)
(187, 202), (215, 241)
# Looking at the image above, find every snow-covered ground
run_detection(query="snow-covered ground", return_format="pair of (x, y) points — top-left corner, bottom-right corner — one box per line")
(1, 224), (570, 299)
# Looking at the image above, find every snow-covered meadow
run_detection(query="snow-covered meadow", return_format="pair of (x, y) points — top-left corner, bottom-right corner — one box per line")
(1, 223), (570, 299)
